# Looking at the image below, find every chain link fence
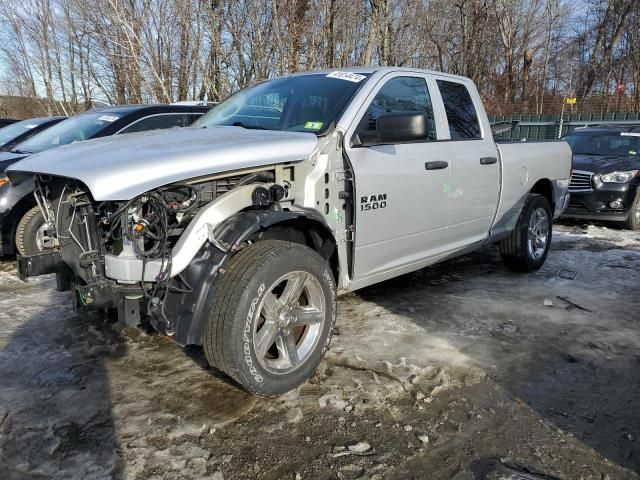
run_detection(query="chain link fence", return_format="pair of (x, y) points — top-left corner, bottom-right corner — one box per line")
(489, 111), (640, 141)
(484, 94), (640, 117)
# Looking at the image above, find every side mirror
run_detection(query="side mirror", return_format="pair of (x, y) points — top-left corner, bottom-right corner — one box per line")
(352, 112), (429, 147)
(490, 120), (519, 136)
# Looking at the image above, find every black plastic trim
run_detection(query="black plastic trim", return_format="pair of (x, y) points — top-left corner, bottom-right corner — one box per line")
(16, 251), (63, 281)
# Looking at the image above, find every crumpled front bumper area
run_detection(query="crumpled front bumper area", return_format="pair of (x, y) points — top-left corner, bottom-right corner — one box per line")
(17, 251), (144, 315)
(16, 251), (63, 281)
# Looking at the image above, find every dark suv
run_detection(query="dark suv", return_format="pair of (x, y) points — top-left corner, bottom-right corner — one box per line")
(563, 125), (640, 229)
(0, 104), (210, 256)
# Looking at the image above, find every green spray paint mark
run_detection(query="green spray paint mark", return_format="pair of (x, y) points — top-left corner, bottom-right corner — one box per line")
(332, 208), (344, 223)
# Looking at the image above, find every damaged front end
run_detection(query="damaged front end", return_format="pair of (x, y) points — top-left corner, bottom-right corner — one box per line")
(18, 170), (292, 345)
(18, 177), (125, 305)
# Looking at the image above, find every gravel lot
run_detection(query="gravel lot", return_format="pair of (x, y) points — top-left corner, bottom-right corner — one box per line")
(1, 222), (639, 480)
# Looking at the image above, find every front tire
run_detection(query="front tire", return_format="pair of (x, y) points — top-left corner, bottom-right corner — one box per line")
(500, 194), (552, 272)
(624, 189), (640, 230)
(203, 240), (337, 397)
(15, 206), (46, 256)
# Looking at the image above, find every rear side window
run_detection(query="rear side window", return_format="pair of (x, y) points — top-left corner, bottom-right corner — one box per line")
(436, 80), (481, 140)
(357, 76), (436, 141)
(118, 114), (196, 135)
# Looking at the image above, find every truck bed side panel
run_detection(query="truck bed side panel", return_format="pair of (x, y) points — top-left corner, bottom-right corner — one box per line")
(492, 141), (572, 239)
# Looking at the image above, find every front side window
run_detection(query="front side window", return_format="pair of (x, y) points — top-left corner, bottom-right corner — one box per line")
(356, 76), (436, 141)
(437, 80), (481, 140)
(118, 114), (196, 135)
(17, 112), (121, 154)
(197, 73), (369, 135)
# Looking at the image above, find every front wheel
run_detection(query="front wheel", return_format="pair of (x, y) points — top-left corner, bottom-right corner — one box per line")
(623, 189), (640, 230)
(499, 194), (552, 272)
(15, 206), (56, 256)
(203, 240), (337, 397)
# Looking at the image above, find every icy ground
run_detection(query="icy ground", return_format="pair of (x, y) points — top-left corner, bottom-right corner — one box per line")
(0, 222), (639, 480)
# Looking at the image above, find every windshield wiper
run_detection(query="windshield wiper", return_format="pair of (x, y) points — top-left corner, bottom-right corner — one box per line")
(10, 149), (33, 155)
(232, 121), (267, 130)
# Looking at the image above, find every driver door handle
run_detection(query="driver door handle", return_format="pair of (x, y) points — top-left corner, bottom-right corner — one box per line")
(425, 161), (449, 170)
(480, 156), (498, 165)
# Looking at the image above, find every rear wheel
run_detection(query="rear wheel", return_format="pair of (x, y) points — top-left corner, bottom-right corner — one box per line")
(500, 194), (552, 272)
(15, 206), (54, 256)
(623, 189), (640, 230)
(203, 240), (337, 397)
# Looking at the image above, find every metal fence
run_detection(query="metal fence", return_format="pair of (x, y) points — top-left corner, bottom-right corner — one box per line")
(488, 112), (640, 141)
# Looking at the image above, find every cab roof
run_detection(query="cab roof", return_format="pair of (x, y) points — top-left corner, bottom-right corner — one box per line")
(286, 66), (472, 83)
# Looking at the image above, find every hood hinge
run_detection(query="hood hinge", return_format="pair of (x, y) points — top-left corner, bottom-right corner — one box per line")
(335, 169), (353, 182)
(343, 225), (355, 242)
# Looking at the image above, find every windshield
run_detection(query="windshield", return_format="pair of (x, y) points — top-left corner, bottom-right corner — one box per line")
(16, 112), (121, 154)
(197, 72), (370, 134)
(564, 132), (640, 157)
(0, 119), (48, 147)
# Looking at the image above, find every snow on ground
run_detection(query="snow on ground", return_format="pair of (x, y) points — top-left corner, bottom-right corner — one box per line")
(0, 221), (639, 479)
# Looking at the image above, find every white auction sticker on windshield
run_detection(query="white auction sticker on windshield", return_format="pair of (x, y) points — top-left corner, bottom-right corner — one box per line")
(97, 115), (119, 122)
(326, 71), (366, 83)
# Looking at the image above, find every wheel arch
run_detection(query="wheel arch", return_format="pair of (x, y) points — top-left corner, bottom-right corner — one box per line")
(166, 208), (340, 346)
(529, 178), (554, 211)
(242, 213), (340, 283)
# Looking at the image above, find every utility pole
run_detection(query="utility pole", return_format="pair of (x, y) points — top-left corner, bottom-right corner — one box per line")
(558, 65), (575, 139)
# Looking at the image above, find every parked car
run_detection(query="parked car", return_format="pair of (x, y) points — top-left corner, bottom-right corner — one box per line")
(562, 124), (640, 229)
(9, 68), (571, 397)
(0, 104), (210, 256)
(0, 116), (66, 152)
(0, 119), (18, 129)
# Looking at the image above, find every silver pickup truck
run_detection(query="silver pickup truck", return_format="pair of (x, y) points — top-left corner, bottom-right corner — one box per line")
(8, 68), (572, 397)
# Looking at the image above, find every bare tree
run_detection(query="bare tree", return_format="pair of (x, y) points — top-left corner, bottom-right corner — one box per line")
(1, 0), (639, 118)
(577, 0), (640, 102)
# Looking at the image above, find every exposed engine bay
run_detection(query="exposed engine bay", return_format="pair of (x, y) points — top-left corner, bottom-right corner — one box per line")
(28, 169), (287, 337)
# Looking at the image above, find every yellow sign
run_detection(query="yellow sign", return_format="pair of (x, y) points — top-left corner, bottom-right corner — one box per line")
(565, 97), (577, 105)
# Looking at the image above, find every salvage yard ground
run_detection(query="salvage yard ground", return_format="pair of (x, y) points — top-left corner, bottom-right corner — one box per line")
(1, 222), (639, 480)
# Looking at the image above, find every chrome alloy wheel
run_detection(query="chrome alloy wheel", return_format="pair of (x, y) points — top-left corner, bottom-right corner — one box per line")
(527, 207), (550, 260)
(253, 271), (326, 374)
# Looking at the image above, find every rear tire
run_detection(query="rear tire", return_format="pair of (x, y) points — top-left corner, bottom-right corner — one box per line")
(624, 189), (640, 230)
(500, 194), (552, 272)
(15, 206), (45, 256)
(203, 240), (337, 398)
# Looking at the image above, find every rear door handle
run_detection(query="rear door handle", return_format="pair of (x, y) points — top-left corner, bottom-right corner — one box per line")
(425, 161), (449, 170)
(480, 156), (498, 165)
